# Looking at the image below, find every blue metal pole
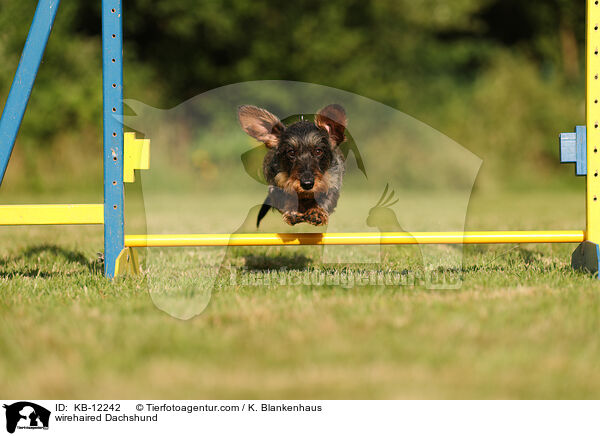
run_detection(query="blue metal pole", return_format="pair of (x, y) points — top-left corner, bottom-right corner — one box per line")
(102, 0), (124, 277)
(0, 0), (60, 185)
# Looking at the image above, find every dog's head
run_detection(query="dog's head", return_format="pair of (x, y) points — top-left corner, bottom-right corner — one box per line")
(237, 104), (346, 198)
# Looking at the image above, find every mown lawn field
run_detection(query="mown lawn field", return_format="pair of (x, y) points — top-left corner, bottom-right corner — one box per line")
(1, 189), (600, 399)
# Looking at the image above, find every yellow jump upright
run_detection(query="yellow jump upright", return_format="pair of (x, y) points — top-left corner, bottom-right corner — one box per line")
(587, 0), (600, 241)
(571, 0), (600, 274)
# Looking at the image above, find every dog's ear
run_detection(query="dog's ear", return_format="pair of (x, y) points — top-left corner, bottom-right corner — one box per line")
(316, 104), (346, 147)
(237, 105), (285, 148)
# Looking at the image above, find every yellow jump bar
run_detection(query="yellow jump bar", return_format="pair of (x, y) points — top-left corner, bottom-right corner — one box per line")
(0, 204), (104, 225)
(124, 230), (585, 247)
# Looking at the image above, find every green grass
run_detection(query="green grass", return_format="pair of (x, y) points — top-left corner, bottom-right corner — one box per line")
(1, 189), (600, 399)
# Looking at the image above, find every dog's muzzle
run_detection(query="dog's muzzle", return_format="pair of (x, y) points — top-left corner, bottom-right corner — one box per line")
(300, 176), (314, 191)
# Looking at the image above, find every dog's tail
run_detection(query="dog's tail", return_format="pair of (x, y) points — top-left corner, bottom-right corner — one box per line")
(257, 197), (271, 227)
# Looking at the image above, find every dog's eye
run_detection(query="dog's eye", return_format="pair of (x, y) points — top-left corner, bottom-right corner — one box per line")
(287, 149), (296, 158)
(314, 148), (324, 157)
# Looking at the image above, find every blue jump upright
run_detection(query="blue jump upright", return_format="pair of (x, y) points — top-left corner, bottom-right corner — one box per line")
(0, 0), (125, 277)
(101, 0), (125, 277)
(0, 0), (60, 185)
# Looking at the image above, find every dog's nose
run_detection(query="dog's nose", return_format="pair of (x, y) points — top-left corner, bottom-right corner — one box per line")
(300, 179), (314, 190)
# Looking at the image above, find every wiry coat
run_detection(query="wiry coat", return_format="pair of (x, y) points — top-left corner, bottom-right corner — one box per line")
(238, 104), (347, 227)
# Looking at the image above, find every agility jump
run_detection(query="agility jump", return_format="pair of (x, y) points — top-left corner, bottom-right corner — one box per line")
(0, 0), (598, 277)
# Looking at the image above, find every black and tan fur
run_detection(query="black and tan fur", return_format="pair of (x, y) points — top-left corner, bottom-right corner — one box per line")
(237, 104), (347, 227)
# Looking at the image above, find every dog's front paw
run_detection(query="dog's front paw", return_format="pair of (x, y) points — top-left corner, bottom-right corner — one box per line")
(283, 211), (304, 226)
(304, 207), (328, 226)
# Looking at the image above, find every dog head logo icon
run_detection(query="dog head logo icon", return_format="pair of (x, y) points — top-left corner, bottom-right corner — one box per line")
(3, 402), (50, 434)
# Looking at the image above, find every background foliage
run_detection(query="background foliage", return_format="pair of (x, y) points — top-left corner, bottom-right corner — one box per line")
(0, 0), (587, 192)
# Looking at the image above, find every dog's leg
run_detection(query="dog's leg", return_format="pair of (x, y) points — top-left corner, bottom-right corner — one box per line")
(268, 186), (304, 226)
(282, 194), (305, 225)
(316, 188), (340, 215)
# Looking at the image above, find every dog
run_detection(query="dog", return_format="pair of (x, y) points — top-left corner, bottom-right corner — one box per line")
(237, 104), (347, 227)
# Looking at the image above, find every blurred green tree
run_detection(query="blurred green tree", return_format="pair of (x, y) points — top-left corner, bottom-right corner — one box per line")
(0, 0), (588, 191)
